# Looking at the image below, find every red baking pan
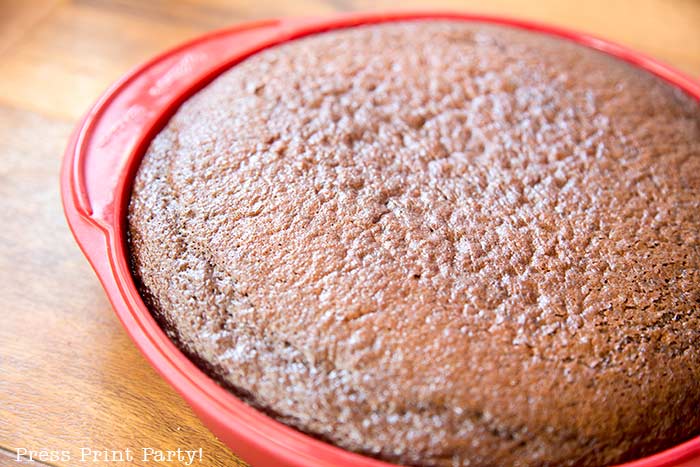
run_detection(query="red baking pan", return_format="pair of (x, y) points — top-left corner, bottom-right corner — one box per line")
(60, 11), (700, 467)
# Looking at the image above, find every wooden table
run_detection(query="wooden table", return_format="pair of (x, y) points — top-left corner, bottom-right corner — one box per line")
(1, 1), (698, 466)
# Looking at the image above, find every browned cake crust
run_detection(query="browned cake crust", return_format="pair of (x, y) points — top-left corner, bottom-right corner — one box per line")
(127, 21), (700, 467)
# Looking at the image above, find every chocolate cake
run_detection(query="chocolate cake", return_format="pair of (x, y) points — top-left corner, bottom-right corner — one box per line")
(127, 21), (700, 466)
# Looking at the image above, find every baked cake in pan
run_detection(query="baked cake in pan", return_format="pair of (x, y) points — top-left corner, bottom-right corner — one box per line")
(128, 21), (700, 467)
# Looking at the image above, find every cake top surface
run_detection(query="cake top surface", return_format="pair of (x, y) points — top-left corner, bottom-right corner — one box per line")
(128, 21), (700, 466)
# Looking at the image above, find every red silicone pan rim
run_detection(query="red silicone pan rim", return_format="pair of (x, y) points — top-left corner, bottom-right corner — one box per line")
(61, 10), (700, 467)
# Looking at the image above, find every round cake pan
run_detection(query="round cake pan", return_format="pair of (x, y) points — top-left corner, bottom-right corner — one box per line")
(61, 11), (700, 467)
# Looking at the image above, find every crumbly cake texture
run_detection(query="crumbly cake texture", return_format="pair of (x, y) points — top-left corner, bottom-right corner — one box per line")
(128, 21), (700, 467)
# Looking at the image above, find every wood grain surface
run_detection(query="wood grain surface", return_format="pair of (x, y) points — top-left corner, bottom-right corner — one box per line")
(1, 1), (698, 466)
